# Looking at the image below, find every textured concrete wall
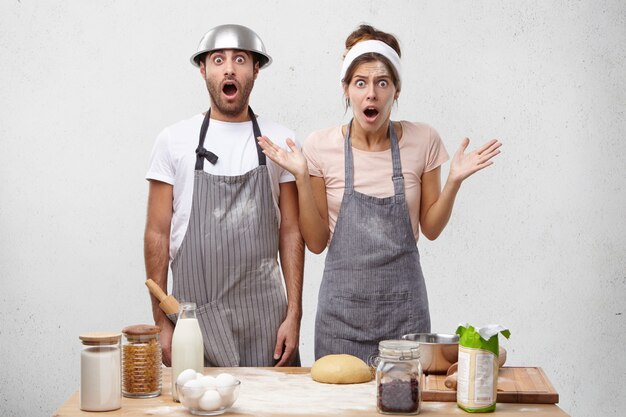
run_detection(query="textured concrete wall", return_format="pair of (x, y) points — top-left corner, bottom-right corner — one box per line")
(1, 1), (624, 416)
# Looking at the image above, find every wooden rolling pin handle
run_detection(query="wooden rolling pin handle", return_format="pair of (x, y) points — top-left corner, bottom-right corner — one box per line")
(145, 279), (167, 302)
(444, 374), (457, 389)
(444, 362), (458, 389)
(146, 279), (180, 315)
(498, 347), (507, 367)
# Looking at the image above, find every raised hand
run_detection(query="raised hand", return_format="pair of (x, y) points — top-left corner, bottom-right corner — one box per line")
(449, 138), (502, 184)
(258, 136), (309, 179)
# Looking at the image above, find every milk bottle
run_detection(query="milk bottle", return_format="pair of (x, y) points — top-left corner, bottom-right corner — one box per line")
(171, 302), (204, 401)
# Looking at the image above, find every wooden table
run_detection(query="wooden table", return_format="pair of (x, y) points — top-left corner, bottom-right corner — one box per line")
(53, 367), (571, 417)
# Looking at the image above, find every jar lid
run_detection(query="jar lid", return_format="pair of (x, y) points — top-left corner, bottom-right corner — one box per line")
(378, 339), (420, 359)
(79, 332), (122, 345)
(122, 324), (161, 336)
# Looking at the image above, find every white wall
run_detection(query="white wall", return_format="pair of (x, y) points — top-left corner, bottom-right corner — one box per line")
(1, 1), (624, 416)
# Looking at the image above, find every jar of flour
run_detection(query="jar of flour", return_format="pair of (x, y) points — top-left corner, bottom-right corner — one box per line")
(79, 332), (122, 411)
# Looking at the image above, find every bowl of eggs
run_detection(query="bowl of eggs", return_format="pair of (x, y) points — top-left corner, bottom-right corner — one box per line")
(176, 369), (240, 416)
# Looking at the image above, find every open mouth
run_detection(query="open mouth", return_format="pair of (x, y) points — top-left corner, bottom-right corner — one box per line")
(222, 82), (238, 98)
(363, 107), (379, 120)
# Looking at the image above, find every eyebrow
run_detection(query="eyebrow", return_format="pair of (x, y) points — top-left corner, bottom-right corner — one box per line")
(209, 49), (251, 57)
(353, 73), (392, 80)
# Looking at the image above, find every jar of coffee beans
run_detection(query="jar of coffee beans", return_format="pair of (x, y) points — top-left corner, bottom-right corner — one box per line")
(375, 340), (422, 415)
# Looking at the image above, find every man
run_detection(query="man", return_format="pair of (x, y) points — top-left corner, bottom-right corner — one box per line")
(144, 24), (303, 367)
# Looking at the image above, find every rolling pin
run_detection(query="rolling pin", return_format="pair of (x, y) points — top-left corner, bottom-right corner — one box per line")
(145, 279), (180, 315)
(444, 347), (507, 389)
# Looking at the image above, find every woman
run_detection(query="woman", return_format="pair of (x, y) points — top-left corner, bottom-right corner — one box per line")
(259, 25), (501, 363)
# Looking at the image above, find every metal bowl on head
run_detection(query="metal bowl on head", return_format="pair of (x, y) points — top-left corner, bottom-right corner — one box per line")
(401, 333), (459, 375)
(190, 24), (272, 68)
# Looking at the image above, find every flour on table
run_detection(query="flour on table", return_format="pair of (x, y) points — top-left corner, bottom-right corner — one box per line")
(231, 368), (376, 416)
(144, 405), (185, 415)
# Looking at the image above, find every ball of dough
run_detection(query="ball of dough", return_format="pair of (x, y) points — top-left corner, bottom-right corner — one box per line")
(311, 354), (372, 384)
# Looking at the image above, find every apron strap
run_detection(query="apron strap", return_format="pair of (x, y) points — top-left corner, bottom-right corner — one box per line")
(248, 108), (266, 166)
(343, 120), (405, 197)
(388, 122), (405, 198)
(343, 121), (355, 194)
(195, 107), (265, 171)
(195, 109), (217, 170)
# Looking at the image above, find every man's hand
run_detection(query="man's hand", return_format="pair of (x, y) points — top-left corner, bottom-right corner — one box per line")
(158, 318), (174, 366)
(273, 314), (300, 367)
(276, 181), (304, 367)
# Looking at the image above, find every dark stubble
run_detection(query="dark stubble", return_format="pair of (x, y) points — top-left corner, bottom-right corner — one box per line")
(205, 75), (255, 118)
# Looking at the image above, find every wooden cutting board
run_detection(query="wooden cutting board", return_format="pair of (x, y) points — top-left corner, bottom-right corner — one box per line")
(422, 367), (559, 404)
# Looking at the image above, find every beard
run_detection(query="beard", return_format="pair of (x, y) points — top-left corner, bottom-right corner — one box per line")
(205, 75), (255, 118)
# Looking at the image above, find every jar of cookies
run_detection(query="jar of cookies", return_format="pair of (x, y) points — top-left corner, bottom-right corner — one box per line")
(121, 324), (162, 398)
(375, 340), (422, 415)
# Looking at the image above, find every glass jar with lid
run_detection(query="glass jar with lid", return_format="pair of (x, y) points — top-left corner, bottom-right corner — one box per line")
(375, 339), (422, 415)
(79, 332), (122, 411)
(121, 324), (162, 398)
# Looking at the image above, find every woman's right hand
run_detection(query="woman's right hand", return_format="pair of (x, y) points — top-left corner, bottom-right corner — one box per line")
(258, 136), (308, 179)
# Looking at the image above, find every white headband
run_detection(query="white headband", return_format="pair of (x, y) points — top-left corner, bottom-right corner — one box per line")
(340, 40), (402, 87)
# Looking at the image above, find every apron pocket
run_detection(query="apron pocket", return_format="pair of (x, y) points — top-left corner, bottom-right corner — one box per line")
(327, 291), (413, 342)
(195, 302), (240, 367)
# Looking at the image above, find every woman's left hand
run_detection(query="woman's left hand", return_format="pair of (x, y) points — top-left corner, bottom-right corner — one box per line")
(448, 138), (502, 184)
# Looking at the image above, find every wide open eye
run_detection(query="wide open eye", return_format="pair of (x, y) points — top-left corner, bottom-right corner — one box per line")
(213, 56), (224, 65)
(378, 79), (389, 88)
(355, 80), (366, 88)
(235, 55), (246, 64)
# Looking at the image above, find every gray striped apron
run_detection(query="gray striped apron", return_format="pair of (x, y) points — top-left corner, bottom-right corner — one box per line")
(167, 107), (287, 367)
(314, 120), (431, 364)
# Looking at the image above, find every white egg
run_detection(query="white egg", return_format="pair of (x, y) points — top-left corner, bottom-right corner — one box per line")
(220, 390), (236, 407)
(183, 379), (205, 400)
(180, 393), (199, 410)
(198, 375), (217, 389)
(215, 373), (238, 398)
(176, 368), (198, 388)
(198, 390), (222, 411)
(216, 373), (237, 386)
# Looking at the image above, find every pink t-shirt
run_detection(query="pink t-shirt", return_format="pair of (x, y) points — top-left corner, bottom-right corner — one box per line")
(303, 121), (449, 242)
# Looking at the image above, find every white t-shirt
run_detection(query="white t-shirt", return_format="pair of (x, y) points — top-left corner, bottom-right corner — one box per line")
(146, 113), (296, 260)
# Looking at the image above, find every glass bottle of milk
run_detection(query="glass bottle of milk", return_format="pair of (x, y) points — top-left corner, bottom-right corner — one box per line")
(171, 302), (204, 401)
